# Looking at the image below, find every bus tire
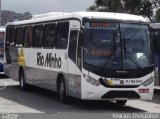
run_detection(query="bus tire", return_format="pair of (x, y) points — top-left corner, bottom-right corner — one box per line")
(57, 76), (68, 103)
(116, 100), (127, 106)
(19, 69), (28, 91)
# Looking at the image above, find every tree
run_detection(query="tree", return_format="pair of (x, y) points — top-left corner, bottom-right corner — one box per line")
(88, 0), (159, 22)
(138, 0), (154, 22)
(155, 9), (160, 22)
(123, 0), (142, 14)
(1, 10), (32, 26)
(88, 0), (123, 12)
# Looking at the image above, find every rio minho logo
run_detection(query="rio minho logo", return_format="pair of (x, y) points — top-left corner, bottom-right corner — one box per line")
(37, 52), (62, 69)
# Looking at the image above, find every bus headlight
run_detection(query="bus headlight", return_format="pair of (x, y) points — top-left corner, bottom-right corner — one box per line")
(142, 77), (154, 87)
(84, 75), (100, 86)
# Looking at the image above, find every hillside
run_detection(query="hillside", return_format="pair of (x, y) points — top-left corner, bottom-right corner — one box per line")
(1, 10), (32, 26)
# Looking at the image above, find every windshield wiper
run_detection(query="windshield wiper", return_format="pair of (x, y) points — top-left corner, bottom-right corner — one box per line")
(123, 37), (127, 58)
(123, 38), (142, 70)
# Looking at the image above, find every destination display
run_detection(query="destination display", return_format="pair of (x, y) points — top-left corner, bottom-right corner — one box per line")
(88, 21), (116, 28)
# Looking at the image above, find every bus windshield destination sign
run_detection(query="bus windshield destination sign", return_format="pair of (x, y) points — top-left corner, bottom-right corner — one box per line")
(89, 22), (116, 28)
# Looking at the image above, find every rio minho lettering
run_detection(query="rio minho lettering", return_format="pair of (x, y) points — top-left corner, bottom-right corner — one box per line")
(37, 52), (62, 69)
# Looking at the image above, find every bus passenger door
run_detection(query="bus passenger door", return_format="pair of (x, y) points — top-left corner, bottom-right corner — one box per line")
(68, 30), (79, 97)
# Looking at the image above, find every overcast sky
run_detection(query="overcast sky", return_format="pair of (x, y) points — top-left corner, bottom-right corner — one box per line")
(1, 0), (95, 15)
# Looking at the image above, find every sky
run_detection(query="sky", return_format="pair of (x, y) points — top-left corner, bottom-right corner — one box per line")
(1, 0), (95, 15)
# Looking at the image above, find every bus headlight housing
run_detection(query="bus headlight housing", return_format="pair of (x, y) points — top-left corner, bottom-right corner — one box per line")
(142, 77), (154, 87)
(84, 75), (100, 86)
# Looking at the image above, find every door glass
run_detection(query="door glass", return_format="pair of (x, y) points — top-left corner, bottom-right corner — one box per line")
(68, 30), (78, 63)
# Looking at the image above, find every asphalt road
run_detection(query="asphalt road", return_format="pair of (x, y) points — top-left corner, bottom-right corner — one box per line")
(0, 77), (160, 119)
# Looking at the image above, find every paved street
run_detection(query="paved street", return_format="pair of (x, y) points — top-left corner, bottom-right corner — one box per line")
(0, 77), (160, 118)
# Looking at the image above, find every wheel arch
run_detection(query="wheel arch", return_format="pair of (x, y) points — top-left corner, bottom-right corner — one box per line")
(56, 72), (68, 95)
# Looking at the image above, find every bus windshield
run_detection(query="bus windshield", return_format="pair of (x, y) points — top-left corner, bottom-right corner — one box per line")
(84, 21), (153, 70)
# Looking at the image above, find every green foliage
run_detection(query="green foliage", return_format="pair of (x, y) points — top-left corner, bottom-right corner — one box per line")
(139, 0), (153, 22)
(88, 0), (123, 12)
(123, 0), (142, 14)
(156, 9), (160, 22)
(88, 0), (160, 22)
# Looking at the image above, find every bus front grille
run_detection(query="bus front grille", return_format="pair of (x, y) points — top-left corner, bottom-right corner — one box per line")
(101, 91), (140, 99)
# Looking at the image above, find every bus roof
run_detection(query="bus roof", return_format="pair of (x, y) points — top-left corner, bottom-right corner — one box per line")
(7, 12), (149, 26)
(150, 23), (160, 29)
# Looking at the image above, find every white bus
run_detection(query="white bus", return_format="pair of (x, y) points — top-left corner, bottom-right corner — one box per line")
(0, 27), (5, 73)
(4, 12), (154, 105)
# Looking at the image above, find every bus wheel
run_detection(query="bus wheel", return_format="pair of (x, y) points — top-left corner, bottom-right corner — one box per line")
(19, 69), (28, 91)
(116, 100), (127, 106)
(58, 77), (68, 102)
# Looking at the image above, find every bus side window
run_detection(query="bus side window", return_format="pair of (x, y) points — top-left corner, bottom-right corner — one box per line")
(24, 26), (33, 48)
(44, 23), (56, 48)
(33, 25), (44, 48)
(68, 30), (78, 63)
(10, 28), (16, 46)
(56, 22), (69, 49)
(16, 27), (24, 47)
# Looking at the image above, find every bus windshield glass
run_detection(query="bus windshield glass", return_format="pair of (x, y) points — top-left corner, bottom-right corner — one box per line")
(84, 21), (153, 70)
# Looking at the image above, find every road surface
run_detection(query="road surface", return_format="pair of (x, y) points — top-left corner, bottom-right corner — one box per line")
(0, 77), (160, 119)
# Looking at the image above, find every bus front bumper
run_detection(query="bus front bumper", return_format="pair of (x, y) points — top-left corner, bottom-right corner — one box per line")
(81, 82), (154, 101)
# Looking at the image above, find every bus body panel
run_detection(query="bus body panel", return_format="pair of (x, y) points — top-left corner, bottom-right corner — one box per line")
(81, 68), (154, 100)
